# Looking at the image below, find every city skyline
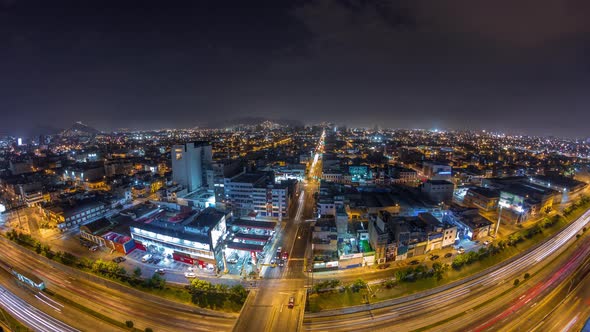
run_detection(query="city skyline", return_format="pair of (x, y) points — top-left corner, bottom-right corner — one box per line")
(3, 2), (590, 331)
(2, 1), (590, 137)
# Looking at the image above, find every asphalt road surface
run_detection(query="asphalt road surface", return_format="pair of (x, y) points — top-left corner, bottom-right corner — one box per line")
(0, 238), (237, 332)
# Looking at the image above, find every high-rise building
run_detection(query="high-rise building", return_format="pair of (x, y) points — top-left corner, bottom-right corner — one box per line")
(171, 142), (212, 192)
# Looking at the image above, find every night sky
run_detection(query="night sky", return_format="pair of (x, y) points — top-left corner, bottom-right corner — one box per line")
(2, 0), (590, 137)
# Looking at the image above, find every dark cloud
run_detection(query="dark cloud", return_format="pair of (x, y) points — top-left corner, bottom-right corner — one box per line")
(1, 0), (589, 137)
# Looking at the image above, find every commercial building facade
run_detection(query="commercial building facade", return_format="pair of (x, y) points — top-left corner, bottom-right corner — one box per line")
(130, 207), (228, 270)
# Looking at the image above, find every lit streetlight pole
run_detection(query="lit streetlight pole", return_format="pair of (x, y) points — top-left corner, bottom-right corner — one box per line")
(495, 202), (507, 238)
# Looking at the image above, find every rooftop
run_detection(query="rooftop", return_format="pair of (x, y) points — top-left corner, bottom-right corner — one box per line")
(426, 179), (454, 185)
(184, 207), (226, 229)
(469, 187), (500, 198)
(232, 218), (277, 230)
(533, 175), (587, 189)
(230, 172), (269, 185)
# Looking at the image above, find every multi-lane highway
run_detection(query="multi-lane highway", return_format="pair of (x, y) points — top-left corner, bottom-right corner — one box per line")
(304, 208), (590, 331)
(0, 284), (79, 332)
(487, 242), (590, 332)
(0, 238), (237, 332)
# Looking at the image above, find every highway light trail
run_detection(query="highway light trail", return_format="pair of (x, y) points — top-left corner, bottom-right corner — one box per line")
(305, 209), (590, 331)
(473, 233), (590, 331)
(295, 190), (305, 221)
(0, 287), (78, 332)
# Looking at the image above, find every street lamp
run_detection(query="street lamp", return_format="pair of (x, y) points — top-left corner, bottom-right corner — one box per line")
(496, 201), (512, 238)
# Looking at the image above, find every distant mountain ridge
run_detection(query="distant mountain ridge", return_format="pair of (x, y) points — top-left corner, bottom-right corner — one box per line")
(60, 121), (101, 136)
(204, 116), (304, 128)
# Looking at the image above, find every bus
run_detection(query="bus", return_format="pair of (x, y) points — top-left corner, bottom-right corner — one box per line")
(11, 266), (46, 290)
(0, 259), (45, 291)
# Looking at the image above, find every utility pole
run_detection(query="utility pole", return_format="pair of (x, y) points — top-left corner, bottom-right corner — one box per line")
(495, 204), (504, 238)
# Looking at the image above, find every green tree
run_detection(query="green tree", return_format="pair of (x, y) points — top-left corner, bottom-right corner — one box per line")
(61, 252), (76, 266)
(190, 278), (213, 295)
(524, 273), (530, 280)
(125, 320), (134, 328)
(228, 284), (248, 305)
(34, 242), (42, 254)
(215, 283), (229, 294)
(383, 279), (397, 289)
(513, 279), (520, 287)
(351, 279), (367, 292)
(145, 328), (153, 332)
(145, 273), (166, 289)
(432, 262), (448, 281)
(92, 259), (106, 273)
(133, 267), (142, 278)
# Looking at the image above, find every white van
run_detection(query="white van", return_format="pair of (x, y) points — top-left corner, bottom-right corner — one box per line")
(141, 254), (153, 262)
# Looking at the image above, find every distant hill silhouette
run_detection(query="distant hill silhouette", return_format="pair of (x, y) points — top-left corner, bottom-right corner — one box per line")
(204, 116), (304, 128)
(60, 121), (101, 136)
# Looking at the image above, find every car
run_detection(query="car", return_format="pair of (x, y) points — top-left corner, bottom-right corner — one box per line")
(112, 257), (126, 263)
(430, 255), (439, 261)
(457, 248), (465, 254)
(270, 259), (276, 265)
(155, 268), (166, 275)
(153, 258), (161, 264)
(409, 260), (420, 265)
(184, 272), (196, 278)
(483, 240), (490, 246)
(141, 254), (153, 262)
(147, 257), (155, 264)
(89, 246), (98, 252)
(227, 257), (238, 264)
(444, 252), (453, 258)
(288, 296), (295, 308)
(278, 260), (284, 267)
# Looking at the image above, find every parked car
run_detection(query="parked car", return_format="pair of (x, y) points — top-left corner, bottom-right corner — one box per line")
(483, 240), (490, 246)
(430, 255), (439, 261)
(409, 260), (420, 265)
(141, 254), (153, 262)
(112, 257), (126, 263)
(153, 258), (161, 264)
(89, 246), (98, 252)
(444, 252), (453, 258)
(457, 247), (465, 254)
(184, 272), (196, 278)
